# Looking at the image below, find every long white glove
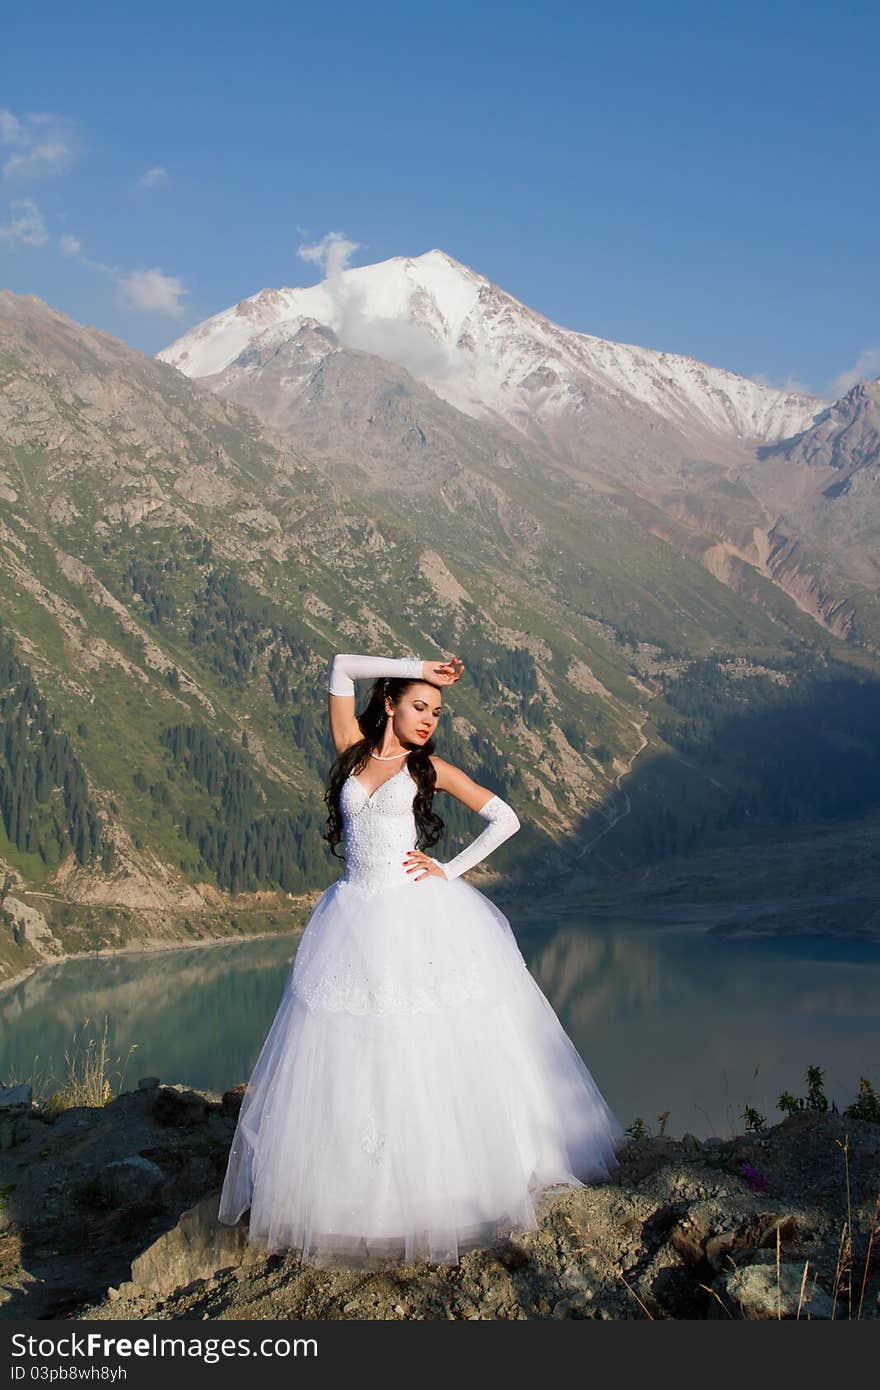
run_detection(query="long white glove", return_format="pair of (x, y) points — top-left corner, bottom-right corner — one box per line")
(327, 652), (424, 697)
(430, 795), (520, 880)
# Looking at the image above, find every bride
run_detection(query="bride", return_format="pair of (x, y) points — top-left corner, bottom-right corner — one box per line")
(218, 650), (625, 1268)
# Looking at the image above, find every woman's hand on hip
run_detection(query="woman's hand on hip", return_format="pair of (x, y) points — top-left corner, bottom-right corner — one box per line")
(403, 850), (448, 882)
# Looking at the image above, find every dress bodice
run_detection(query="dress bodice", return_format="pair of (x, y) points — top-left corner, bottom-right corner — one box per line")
(340, 765), (420, 894)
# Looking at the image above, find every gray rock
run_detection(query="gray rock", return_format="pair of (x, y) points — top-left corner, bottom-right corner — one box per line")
(98, 1156), (165, 1205)
(0, 1084), (32, 1111)
(137, 1077), (160, 1091)
(561, 1262), (594, 1292)
(114, 1281), (146, 1300)
(152, 1086), (211, 1127)
(712, 1262), (834, 1319)
(129, 1190), (254, 1296)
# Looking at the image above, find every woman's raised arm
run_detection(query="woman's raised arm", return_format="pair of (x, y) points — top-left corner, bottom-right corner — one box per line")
(327, 652), (424, 697)
(326, 652), (464, 754)
(327, 653), (423, 755)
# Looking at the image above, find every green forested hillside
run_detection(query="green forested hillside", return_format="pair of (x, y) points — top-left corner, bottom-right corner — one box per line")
(1, 289), (880, 979)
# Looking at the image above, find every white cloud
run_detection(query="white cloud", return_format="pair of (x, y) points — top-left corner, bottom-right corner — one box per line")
(0, 110), (23, 145)
(337, 306), (453, 378)
(751, 370), (812, 396)
(52, 225), (188, 320)
(0, 108), (77, 180)
(829, 347), (880, 399)
(0, 198), (48, 247)
(298, 230), (361, 280)
(136, 165), (168, 190)
(295, 228), (451, 378)
(117, 268), (186, 319)
(56, 231), (115, 276)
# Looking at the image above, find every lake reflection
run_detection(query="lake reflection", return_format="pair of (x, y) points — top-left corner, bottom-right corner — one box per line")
(1, 916), (877, 1140)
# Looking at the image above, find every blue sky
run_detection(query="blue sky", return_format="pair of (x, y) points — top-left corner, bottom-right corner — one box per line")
(2, 0), (878, 399)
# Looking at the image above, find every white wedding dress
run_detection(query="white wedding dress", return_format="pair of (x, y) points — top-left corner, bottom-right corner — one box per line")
(218, 762), (625, 1268)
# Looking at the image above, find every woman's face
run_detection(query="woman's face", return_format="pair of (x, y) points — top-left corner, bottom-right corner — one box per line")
(385, 682), (443, 747)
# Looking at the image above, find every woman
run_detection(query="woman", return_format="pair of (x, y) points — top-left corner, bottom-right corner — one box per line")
(218, 650), (624, 1269)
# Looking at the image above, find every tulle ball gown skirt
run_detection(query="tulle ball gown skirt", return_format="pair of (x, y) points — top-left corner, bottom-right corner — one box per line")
(218, 874), (625, 1269)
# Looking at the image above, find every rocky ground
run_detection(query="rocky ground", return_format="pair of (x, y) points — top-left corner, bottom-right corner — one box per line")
(1, 1080), (877, 1322)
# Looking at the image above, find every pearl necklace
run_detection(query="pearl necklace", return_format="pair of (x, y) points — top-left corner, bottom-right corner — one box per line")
(370, 750), (409, 760)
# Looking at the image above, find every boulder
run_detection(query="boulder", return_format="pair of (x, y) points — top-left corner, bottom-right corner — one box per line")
(221, 1084), (247, 1119)
(0, 1084), (32, 1111)
(129, 1190), (255, 1296)
(97, 1156), (166, 1206)
(152, 1086), (212, 1127)
(711, 1262), (834, 1319)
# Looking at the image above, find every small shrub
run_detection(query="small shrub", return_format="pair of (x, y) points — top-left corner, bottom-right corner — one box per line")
(844, 1077), (880, 1124)
(625, 1118), (649, 1139)
(778, 1065), (829, 1116)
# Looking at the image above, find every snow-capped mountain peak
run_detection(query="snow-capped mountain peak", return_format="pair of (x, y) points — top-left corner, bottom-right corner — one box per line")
(158, 249), (825, 445)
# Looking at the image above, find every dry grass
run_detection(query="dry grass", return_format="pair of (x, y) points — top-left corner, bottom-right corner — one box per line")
(857, 1194), (880, 1319)
(829, 1136), (879, 1321)
(5, 1015), (139, 1118)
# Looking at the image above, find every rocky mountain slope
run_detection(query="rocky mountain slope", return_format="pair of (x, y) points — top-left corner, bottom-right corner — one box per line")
(1, 288), (879, 983)
(736, 378), (880, 645)
(159, 251), (880, 650)
(0, 293), (743, 978)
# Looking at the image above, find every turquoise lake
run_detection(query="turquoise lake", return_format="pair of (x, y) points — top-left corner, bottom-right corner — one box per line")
(1, 913), (877, 1140)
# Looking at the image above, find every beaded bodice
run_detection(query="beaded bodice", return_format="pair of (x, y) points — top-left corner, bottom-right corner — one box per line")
(340, 765), (420, 894)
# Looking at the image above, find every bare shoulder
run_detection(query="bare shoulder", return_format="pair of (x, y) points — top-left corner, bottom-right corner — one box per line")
(429, 755), (495, 812)
(426, 754), (450, 786)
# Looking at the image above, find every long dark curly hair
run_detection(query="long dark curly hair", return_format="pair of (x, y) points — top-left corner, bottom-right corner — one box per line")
(322, 677), (445, 858)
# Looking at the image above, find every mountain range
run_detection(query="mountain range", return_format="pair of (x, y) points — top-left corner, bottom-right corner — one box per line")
(160, 250), (880, 647)
(0, 251), (879, 983)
